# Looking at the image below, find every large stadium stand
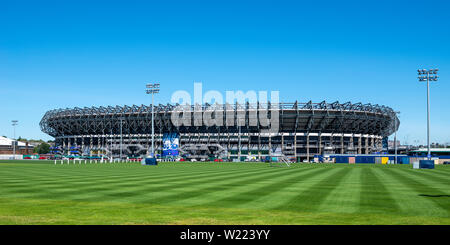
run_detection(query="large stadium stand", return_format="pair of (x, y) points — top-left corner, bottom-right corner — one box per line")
(40, 101), (399, 162)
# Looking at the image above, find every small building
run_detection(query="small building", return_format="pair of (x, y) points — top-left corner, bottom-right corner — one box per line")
(0, 136), (35, 156)
(409, 148), (450, 158)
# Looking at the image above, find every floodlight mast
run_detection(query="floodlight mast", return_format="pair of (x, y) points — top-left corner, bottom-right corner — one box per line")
(394, 111), (400, 164)
(11, 120), (18, 160)
(119, 117), (124, 160)
(238, 117), (241, 161)
(146, 83), (160, 158)
(417, 69), (439, 160)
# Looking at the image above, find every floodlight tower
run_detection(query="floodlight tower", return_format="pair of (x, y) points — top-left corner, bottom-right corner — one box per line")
(238, 117), (241, 161)
(417, 68), (439, 160)
(119, 117), (125, 160)
(11, 120), (18, 160)
(394, 111), (400, 164)
(146, 83), (160, 158)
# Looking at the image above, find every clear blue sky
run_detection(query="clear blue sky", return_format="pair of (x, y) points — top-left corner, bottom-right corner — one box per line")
(1, 0), (449, 145)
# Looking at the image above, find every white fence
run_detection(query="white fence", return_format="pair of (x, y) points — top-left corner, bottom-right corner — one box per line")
(0, 155), (23, 160)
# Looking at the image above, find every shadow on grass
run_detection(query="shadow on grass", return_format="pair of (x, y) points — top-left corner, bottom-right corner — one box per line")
(419, 194), (450, 198)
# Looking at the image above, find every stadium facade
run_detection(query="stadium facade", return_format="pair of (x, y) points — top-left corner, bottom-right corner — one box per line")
(40, 101), (399, 161)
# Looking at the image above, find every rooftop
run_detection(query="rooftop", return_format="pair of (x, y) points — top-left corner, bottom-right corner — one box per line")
(0, 136), (30, 147)
(410, 148), (450, 153)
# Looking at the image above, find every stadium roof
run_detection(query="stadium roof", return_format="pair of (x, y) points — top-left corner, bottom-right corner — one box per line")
(40, 101), (399, 137)
(410, 148), (450, 153)
(0, 136), (28, 147)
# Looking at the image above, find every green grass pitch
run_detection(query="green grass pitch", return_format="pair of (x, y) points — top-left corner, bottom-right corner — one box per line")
(0, 160), (449, 224)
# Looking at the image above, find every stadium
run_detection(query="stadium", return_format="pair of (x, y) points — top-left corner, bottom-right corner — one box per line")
(39, 101), (399, 162)
(7, 99), (445, 226)
(4, 0), (450, 230)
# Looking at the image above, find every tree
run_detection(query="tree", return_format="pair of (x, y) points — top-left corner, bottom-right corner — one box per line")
(34, 142), (50, 154)
(17, 137), (28, 142)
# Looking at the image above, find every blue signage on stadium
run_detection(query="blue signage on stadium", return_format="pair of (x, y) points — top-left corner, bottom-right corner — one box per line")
(162, 133), (179, 156)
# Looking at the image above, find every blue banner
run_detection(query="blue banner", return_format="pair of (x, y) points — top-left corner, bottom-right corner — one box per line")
(162, 133), (179, 156)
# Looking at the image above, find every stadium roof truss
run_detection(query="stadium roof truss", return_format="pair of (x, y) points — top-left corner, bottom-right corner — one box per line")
(40, 101), (399, 138)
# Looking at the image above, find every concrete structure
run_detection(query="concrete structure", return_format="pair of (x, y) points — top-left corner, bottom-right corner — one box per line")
(0, 136), (34, 156)
(40, 101), (399, 161)
(409, 148), (450, 157)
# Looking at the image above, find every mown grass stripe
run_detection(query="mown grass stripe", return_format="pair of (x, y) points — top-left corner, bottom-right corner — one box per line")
(359, 167), (399, 213)
(124, 166), (304, 204)
(379, 168), (450, 215)
(1, 164), (252, 192)
(203, 167), (330, 208)
(397, 168), (450, 187)
(54, 165), (278, 202)
(371, 167), (446, 217)
(1, 162), (449, 224)
(151, 166), (323, 206)
(2, 163), (225, 180)
(274, 167), (350, 212)
(428, 168), (450, 177)
(314, 167), (361, 213)
(30, 166), (273, 201)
